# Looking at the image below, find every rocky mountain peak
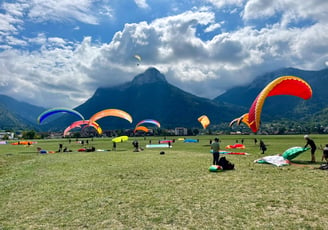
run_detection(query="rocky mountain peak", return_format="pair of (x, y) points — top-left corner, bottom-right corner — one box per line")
(131, 67), (167, 86)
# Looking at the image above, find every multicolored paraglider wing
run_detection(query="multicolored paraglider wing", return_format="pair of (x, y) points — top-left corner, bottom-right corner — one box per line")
(69, 120), (90, 129)
(89, 109), (133, 124)
(198, 115), (210, 129)
(89, 121), (103, 135)
(63, 120), (103, 136)
(63, 120), (89, 137)
(248, 76), (312, 132)
(37, 108), (85, 124)
(237, 113), (251, 128)
(135, 119), (161, 128)
(229, 117), (241, 127)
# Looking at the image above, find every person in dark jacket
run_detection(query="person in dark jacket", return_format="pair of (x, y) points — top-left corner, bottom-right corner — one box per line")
(304, 135), (316, 163)
(259, 139), (267, 154)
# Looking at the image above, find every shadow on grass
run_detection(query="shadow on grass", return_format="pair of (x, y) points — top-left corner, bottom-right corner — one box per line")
(291, 160), (322, 165)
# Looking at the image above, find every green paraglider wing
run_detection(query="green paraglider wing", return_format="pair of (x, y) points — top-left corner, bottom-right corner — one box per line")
(281, 146), (310, 160)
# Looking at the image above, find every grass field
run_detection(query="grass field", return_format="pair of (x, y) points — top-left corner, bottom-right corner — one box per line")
(1, 135), (328, 229)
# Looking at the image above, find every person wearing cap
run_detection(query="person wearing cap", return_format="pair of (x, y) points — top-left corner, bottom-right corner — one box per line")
(304, 135), (317, 163)
(211, 137), (220, 165)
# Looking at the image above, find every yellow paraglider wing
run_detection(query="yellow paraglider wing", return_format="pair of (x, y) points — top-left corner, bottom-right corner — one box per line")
(112, 136), (129, 143)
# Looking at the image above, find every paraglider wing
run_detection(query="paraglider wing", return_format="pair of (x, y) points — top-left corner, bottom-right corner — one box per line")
(89, 121), (103, 135)
(80, 121), (103, 135)
(134, 54), (142, 62)
(198, 115), (210, 129)
(89, 109), (133, 124)
(63, 120), (97, 136)
(229, 117), (241, 127)
(112, 136), (129, 143)
(248, 76), (312, 133)
(135, 119), (161, 128)
(237, 113), (251, 128)
(37, 108), (85, 124)
(134, 126), (149, 133)
(281, 146), (310, 160)
(63, 120), (87, 136)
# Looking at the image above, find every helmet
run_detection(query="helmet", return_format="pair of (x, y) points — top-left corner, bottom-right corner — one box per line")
(304, 135), (309, 139)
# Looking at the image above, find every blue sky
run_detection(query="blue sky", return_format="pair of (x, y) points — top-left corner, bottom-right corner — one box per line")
(1, 0), (328, 108)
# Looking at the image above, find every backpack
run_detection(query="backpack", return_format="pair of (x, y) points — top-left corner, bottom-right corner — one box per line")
(218, 157), (235, 170)
(319, 163), (328, 170)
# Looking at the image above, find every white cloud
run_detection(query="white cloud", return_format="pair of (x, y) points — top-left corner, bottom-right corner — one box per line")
(0, 9), (23, 33)
(0, 37), (102, 107)
(243, 0), (328, 24)
(0, 1), (328, 108)
(204, 22), (222, 32)
(135, 0), (149, 9)
(206, 0), (244, 9)
(26, 0), (99, 24)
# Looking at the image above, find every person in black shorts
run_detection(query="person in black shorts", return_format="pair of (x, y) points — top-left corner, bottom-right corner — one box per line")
(304, 135), (316, 163)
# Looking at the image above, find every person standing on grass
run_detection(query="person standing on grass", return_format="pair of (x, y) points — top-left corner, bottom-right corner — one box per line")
(259, 139), (267, 154)
(304, 135), (316, 163)
(211, 138), (220, 165)
(112, 141), (116, 151)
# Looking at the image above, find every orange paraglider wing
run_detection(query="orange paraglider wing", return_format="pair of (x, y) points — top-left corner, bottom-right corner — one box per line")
(198, 115), (210, 129)
(248, 76), (312, 133)
(134, 126), (149, 133)
(89, 109), (133, 124)
(237, 113), (251, 128)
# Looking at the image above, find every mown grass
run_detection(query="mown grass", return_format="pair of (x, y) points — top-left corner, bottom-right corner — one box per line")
(1, 135), (328, 229)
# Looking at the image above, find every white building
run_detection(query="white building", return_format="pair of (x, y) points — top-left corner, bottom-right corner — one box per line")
(174, 127), (188, 136)
(0, 131), (15, 140)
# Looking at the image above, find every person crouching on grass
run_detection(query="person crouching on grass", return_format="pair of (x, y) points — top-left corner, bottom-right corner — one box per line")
(321, 144), (328, 163)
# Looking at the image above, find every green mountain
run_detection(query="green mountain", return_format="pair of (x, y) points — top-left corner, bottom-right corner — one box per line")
(43, 67), (245, 131)
(0, 95), (46, 130)
(68, 67), (245, 130)
(2, 67), (328, 132)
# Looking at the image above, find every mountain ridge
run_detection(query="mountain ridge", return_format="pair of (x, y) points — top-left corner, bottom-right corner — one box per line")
(0, 67), (327, 132)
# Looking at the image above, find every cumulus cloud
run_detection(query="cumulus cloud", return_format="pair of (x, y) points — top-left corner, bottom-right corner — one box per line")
(243, 0), (328, 24)
(0, 0), (328, 108)
(134, 0), (149, 9)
